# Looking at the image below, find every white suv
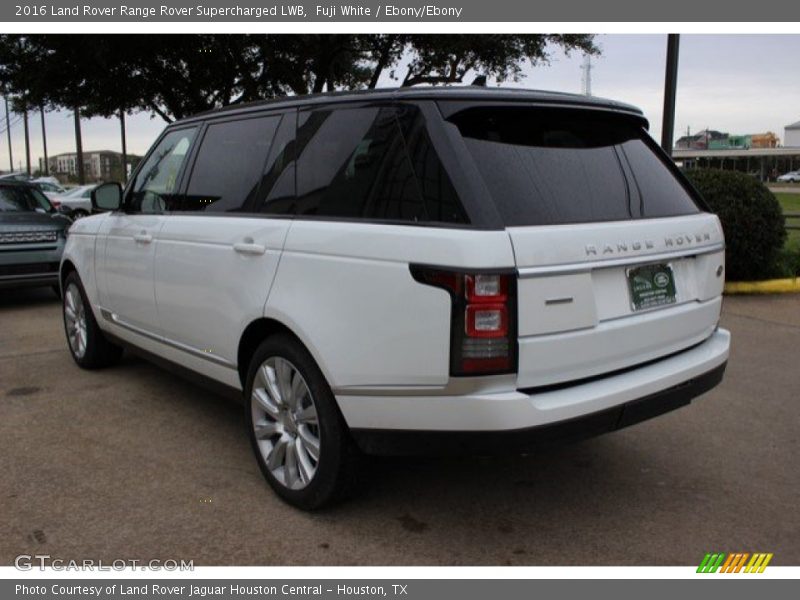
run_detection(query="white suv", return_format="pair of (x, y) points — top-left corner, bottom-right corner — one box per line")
(60, 88), (730, 509)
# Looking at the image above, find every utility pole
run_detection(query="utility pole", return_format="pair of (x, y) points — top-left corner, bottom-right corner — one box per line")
(4, 97), (13, 171)
(22, 108), (31, 176)
(74, 107), (85, 184)
(661, 34), (680, 155)
(40, 105), (48, 176)
(119, 108), (127, 182)
(580, 54), (593, 96)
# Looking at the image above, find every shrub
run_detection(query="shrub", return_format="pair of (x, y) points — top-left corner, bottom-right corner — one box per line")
(683, 169), (787, 281)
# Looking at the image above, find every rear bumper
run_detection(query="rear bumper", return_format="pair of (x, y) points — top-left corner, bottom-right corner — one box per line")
(343, 328), (730, 455)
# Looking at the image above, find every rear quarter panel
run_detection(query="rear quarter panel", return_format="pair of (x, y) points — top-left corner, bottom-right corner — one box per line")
(265, 220), (515, 390)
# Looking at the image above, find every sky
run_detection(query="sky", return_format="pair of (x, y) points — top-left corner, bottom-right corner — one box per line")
(2, 33), (799, 172)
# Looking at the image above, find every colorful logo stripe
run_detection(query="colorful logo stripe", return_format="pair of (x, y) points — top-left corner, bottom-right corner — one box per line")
(697, 552), (773, 573)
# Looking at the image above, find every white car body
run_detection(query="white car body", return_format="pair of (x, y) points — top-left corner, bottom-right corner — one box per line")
(50, 184), (96, 213)
(60, 88), (730, 504)
(777, 171), (800, 183)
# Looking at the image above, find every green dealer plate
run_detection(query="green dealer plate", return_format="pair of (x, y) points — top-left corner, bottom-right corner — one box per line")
(627, 263), (677, 311)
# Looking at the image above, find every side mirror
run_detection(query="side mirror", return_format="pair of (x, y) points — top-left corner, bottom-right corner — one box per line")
(91, 182), (123, 212)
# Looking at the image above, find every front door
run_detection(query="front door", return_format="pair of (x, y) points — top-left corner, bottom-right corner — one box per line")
(98, 126), (199, 335)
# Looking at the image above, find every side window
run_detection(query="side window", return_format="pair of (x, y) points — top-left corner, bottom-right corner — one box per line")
(294, 105), (468, 224)
(179, 115), (281, 213)
(256, 113), (297, 215)
(396, 105), (469, 224)
(294, 107), (428, 222)
(129, 127), (197, 214)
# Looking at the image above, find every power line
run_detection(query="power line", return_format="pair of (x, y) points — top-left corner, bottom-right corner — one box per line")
(0, 114), (24, 137)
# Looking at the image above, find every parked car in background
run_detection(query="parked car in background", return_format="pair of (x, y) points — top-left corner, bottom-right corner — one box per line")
(777, 170), (800, 183)
(0, 180), (70, 296)
(60, 88), (730, 509)
(50, 184), (99, 218)
(0, 171), (31, 182)
(33, 178), (68, 199)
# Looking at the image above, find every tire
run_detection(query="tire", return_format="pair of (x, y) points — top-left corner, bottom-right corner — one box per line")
(244, 334), (359, 510)
(52, 284), (62, 299)
(62, 271), (123, 369)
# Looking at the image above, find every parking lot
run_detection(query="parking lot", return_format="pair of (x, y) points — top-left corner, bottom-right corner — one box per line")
(1, 288), (798, 566)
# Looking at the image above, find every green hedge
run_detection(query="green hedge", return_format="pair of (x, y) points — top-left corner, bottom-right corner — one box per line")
(683, 169), (787, 281)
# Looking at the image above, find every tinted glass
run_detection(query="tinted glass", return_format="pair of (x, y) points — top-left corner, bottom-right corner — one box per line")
(0, 186), (46, 212)
(180, 116), (281, 212)
(294, 107), (466, 223)
(620, 137), (701, 218)
(130, 127), (197, 213)
(397, 105), (468, 224)
(450, 107), (699, 226)
(294, 106), (468, 224)
(256, 113), (297, 215)
(295, 107), (410, 219)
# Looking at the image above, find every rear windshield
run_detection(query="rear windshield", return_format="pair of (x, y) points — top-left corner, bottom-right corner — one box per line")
(449, 107), (701, 226)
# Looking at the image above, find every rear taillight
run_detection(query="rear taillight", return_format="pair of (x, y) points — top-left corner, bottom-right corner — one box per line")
(411, 266), (517, 376)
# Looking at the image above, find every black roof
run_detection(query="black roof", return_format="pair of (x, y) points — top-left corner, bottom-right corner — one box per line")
(176, 86), (647, 127)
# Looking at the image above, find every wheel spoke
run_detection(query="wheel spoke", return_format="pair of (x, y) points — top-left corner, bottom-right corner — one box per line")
(275, 358), (293, 408)
(289, 371), (305, 410)
(284, 439), (299, 488)
(295, 438), (316, 483)
(295, 403), (318, 425)
(266, 436), (288, 471)
(262, 365), (284, 407)
(297, 425), (320, 461)
(252, 387), (280, 420)
(253, 420), (280, 440)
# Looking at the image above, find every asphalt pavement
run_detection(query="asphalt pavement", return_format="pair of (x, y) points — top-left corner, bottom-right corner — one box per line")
(1, 288), (798, 565)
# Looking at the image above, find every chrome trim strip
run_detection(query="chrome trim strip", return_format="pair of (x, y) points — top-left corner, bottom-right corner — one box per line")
(517, 243), (724, 278)
(99, 308), (236, 369)
(333, 373), (519, 397)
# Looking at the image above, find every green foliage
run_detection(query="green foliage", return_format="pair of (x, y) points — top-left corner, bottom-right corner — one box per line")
(0, 34), (598, 122)
(684, 169), (787, 280)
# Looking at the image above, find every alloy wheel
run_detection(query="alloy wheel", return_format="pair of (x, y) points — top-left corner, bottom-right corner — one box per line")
(250, 357), (321, 490)
(64, 283), (87, 359)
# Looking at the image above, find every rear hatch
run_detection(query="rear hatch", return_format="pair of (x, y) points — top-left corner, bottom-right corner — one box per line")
(447, 104), (725, 388)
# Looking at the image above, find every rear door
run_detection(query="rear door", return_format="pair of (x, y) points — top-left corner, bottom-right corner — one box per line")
(447, 105), (726, 388)
(153, 111), (295, 368)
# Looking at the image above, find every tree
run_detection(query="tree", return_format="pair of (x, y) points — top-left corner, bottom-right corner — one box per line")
(0, 35), (98, 182)
(401, 35), (598, 87)
(0, 34), (600, 133)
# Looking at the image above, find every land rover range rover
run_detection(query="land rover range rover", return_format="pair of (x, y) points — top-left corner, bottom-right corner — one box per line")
(60, 87), (730, 509)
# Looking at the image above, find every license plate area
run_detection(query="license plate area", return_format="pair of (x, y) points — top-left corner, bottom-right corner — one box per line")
(626, 263), (677, 311)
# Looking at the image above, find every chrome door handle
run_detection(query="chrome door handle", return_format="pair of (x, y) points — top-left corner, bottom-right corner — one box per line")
(233, 242), (266, 256)
(133, 232), (152, 244)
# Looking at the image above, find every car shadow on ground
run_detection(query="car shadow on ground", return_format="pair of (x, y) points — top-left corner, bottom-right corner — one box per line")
(0, 286), (61, 309)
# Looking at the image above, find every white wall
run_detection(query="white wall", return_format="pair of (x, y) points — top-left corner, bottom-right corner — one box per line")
(785, 128), (800, 148)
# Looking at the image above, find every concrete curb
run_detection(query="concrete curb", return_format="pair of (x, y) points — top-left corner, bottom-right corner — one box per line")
(725, 278), (800, 294)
